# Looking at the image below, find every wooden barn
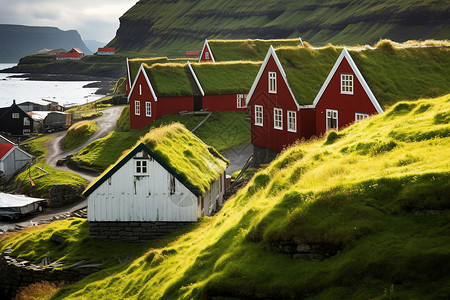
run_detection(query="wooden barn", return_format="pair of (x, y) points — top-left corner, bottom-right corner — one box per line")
(84, 123), (228, 241)
(246, 43), (450, 165)
(0, 135), (33, 181)
(198, 38), (302, 63)
(97, 47), (115, 55)
(56, 48), (84, 60)
(0, 101), (34, 136)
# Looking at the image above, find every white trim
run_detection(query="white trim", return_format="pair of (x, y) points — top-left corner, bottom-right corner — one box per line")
(340, 73), (354, 95)
(287, 110), (297, 133)
(312, 48), (383, 114)
(254, 105), (263, 126)
(246, 46), (300, 110)
(187, 61), (205, 96)
(326, 109), (338, 131)
(198, 39), (216, 63)
(273, 108), (283, 130)
(128, 64), (158, 103)
(268, 71), (277, 93)
(145, 101), (152, 117)
(299, 37), (304, 46)
(236, 94), (247, 108)
(126, 57), (131, 94)
(0, 135), (16, 146)
(135, 100), (140, 115)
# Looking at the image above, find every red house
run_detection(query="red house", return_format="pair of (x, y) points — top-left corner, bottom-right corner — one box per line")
(97, 47), (115, 55)
(198, 39), (215, 62)
(56, 48), (84, 60)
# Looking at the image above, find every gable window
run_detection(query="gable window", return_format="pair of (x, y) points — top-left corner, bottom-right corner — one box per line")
(170, 174), (176, 195)
(355, 112), (369, 122)
(326, 109), (338, 130)
(341, 74), (353, 95)
(237, 94), (247, 108)
(135, 100), (140, 115)
(23, 117), (30, 126)
(12, 113), (19, 119)
(205, 52), (210, 60)
(135, 160), (148, 175)
(255, 105), (263, 126)
(268, 71), (277, 93)
(145, 101), (152, 117)
(287, 110), (297, 132)
(274, 108), (283, 130)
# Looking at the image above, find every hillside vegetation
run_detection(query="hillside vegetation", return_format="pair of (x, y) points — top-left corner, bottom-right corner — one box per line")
(2, 93), (449, 299)
(110, 0), (449, 56)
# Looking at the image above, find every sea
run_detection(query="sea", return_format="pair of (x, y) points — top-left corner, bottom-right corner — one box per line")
(0, 63), (105, 108)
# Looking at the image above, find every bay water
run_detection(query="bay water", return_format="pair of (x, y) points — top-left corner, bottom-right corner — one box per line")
(0, 63), (105, 108)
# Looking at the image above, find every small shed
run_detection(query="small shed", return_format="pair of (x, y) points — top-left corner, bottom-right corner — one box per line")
(97, 47), (115, 55)
(56, 48), (84, 60)
(0, 136), (33, 181)
(84, 123), (229, 241)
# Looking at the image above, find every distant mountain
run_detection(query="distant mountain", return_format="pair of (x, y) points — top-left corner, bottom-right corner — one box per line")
(108, 0), (450, 56)
(0, 24), (92, 62)
(84, 40), (107, 53)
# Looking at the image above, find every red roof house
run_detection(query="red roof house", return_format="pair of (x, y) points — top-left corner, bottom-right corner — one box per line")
(97, 47), (115, 55)
(0, 136), (33, 180)
(56, 48), (84, 60)
(198, 39), (215, 62)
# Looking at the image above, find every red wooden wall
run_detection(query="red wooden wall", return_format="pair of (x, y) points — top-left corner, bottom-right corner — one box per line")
(203, 94), (248, 112)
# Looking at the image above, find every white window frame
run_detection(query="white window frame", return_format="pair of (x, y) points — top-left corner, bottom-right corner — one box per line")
(12, 113), (19, 119)
(23, 129), (31, 135)
(326, 109), (338, 131)
(135, 100), (140, 115)
(145, 101), (152, 117)
(268, 71), (277, 94)
(205, 52), (209, 60)
(237, 94), (247, 108)
(23, 117), (31, 126)
(254, 105), (263, 126)
(274, 108), (283, 130)
(287, 110), (297, 133)
(135, 159), (148, 175)
(340, 73), (354, 95)
(355, 112), (370, 122)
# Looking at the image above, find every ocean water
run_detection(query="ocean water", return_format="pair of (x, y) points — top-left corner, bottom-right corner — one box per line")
(0, 63), (105, 108)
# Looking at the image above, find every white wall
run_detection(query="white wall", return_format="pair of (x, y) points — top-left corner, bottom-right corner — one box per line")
(0, 147), (32, 180)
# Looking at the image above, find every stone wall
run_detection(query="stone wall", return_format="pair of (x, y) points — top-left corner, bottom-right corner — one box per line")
(0, 248), (101, 299)
(89, 221), (193, 242)
(49, 184), (85, 207)
(251, 145), (279, 167)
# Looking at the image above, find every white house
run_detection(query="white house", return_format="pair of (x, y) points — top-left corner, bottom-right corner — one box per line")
(83, 123), (228, 241)
(0, 135), (33, 181)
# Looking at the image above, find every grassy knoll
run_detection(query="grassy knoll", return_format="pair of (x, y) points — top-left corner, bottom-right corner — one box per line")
(73, 108), (249, 171)
(3, 93), (449, 299)
(20, 134), (54, 158)
(63, 121), (99, 150)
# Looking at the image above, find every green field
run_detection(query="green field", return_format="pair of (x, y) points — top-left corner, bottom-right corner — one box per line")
(3, 93), (449, 299)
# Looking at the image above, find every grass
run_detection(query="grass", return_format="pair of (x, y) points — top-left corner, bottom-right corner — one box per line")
(63, 121), (99, 150)
(73, 109), (249, 171)
(20, 134), (54, 158)
(3, 93), (449, 299)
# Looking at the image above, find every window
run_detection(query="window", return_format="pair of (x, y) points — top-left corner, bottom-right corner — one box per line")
(268, 71), (277, 93)
(23, 129), (31, 135)
(145, 101), (152, 117)
(274, 108), (283, 130)
(135, 100), (140, 115)
(287, 110), (297, 132)
(12, 113), (19, 119)
(170, 174), (176, 195)
(237, 94), (247, 108)
(355, 112), (369, 122)
(23, 117), (30, 126)
(255, 105), (263, 126)
(135, 160), (148, 174)
(326, 109), (338, 130)
(341, 74), (354, 95)
(205, 52), (210, 60)
(139, 84), (142, 96)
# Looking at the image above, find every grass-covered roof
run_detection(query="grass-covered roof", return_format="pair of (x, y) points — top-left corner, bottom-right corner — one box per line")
(275, 40), (450, 107)
(207, 38), (301, 62)
(84, 123), (228, 197)
(191, 61), (261, 94)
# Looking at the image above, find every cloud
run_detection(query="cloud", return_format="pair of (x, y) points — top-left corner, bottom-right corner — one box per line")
(0, 0), (137, 42)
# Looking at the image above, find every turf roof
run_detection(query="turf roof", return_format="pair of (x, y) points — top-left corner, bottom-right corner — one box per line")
(207, 38), (301, 62)
(191, 61), (261, 94)
(273, 42), (450, 107)
(84, 123), (228, 197)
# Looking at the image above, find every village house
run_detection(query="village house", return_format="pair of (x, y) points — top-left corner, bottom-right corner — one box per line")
(0, 101), (34, 136)
(84, 123), (228, 241)
(97, 47), (115, 55)
(0, 135), (33, 181)
(56, 48), (84, 60)
(17, 99), (60, 112)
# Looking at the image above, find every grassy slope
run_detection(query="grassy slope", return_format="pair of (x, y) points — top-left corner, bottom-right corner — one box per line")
(63, 120), (99, 150)
(3, 94), (448, 299)
(73, 108), (249, 171)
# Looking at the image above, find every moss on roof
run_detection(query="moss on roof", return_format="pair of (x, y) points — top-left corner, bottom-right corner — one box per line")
(143, 63), (195, 97)
(208, 38), (301, 62)
(191, 61), (261, 94)
(84, 123), (228, 197)
(275, 41), (450, 107)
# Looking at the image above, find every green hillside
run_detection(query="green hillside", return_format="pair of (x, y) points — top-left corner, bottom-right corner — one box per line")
(2, 93), (449, 299)
(110, 0), (449, 56)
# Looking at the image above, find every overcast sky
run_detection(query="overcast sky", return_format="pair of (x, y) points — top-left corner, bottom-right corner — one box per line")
(0, 0), (138, 42)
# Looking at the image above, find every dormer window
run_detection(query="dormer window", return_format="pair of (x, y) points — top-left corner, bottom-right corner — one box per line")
(341, 74), (353, 95)
(268, 71), (277, 93)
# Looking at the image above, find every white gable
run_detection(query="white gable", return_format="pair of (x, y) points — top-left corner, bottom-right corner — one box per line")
(187, 61), (205, 96)
(128, 64), (158, 103)
(198, 39), (216, 63)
